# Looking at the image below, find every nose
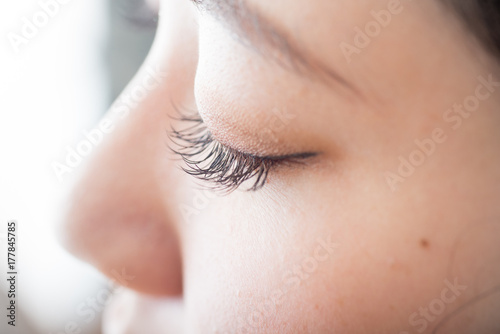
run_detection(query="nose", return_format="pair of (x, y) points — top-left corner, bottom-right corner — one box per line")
(59, 0), (198, 296)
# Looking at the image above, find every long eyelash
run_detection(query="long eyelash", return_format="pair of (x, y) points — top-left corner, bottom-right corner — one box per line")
(169, 112), (276, 192)
(168, 111), (313, 193)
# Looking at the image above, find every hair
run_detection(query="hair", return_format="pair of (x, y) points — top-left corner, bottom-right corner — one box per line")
(443, 1), (500, 59)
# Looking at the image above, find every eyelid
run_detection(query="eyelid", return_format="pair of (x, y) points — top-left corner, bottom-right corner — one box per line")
(169, 109), (318, 192)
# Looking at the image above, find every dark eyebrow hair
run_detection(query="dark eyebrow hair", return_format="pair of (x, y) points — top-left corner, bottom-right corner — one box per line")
(190, 0), (359, 94)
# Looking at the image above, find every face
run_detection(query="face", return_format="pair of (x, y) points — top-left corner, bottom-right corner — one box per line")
(60, 0), (500, 333)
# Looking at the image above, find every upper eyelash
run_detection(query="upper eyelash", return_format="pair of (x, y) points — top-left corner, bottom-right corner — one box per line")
(168, 110), (314, 193)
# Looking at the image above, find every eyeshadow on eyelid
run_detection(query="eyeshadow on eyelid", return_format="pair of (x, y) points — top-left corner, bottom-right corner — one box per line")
(168, 109), (319, 192)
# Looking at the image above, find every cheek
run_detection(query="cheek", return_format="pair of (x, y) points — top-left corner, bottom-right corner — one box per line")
(179, 162), (490, 332)
(180, 187), (341, 331)
(178, 183), (363, 331)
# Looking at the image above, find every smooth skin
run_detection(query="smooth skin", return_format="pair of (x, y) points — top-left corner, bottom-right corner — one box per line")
(61, 0), (500, 332)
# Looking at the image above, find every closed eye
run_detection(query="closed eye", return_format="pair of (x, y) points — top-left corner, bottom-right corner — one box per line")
(168, 110), (318, 193)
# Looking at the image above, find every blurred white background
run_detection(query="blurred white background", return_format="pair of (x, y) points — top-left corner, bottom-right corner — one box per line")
(0, 1), (156, 333)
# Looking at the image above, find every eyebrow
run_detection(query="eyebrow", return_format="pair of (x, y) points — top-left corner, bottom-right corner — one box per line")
(191, 0), (358, 93)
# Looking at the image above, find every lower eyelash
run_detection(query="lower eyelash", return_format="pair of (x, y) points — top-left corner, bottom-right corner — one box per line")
(169, 111), (277, 192)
